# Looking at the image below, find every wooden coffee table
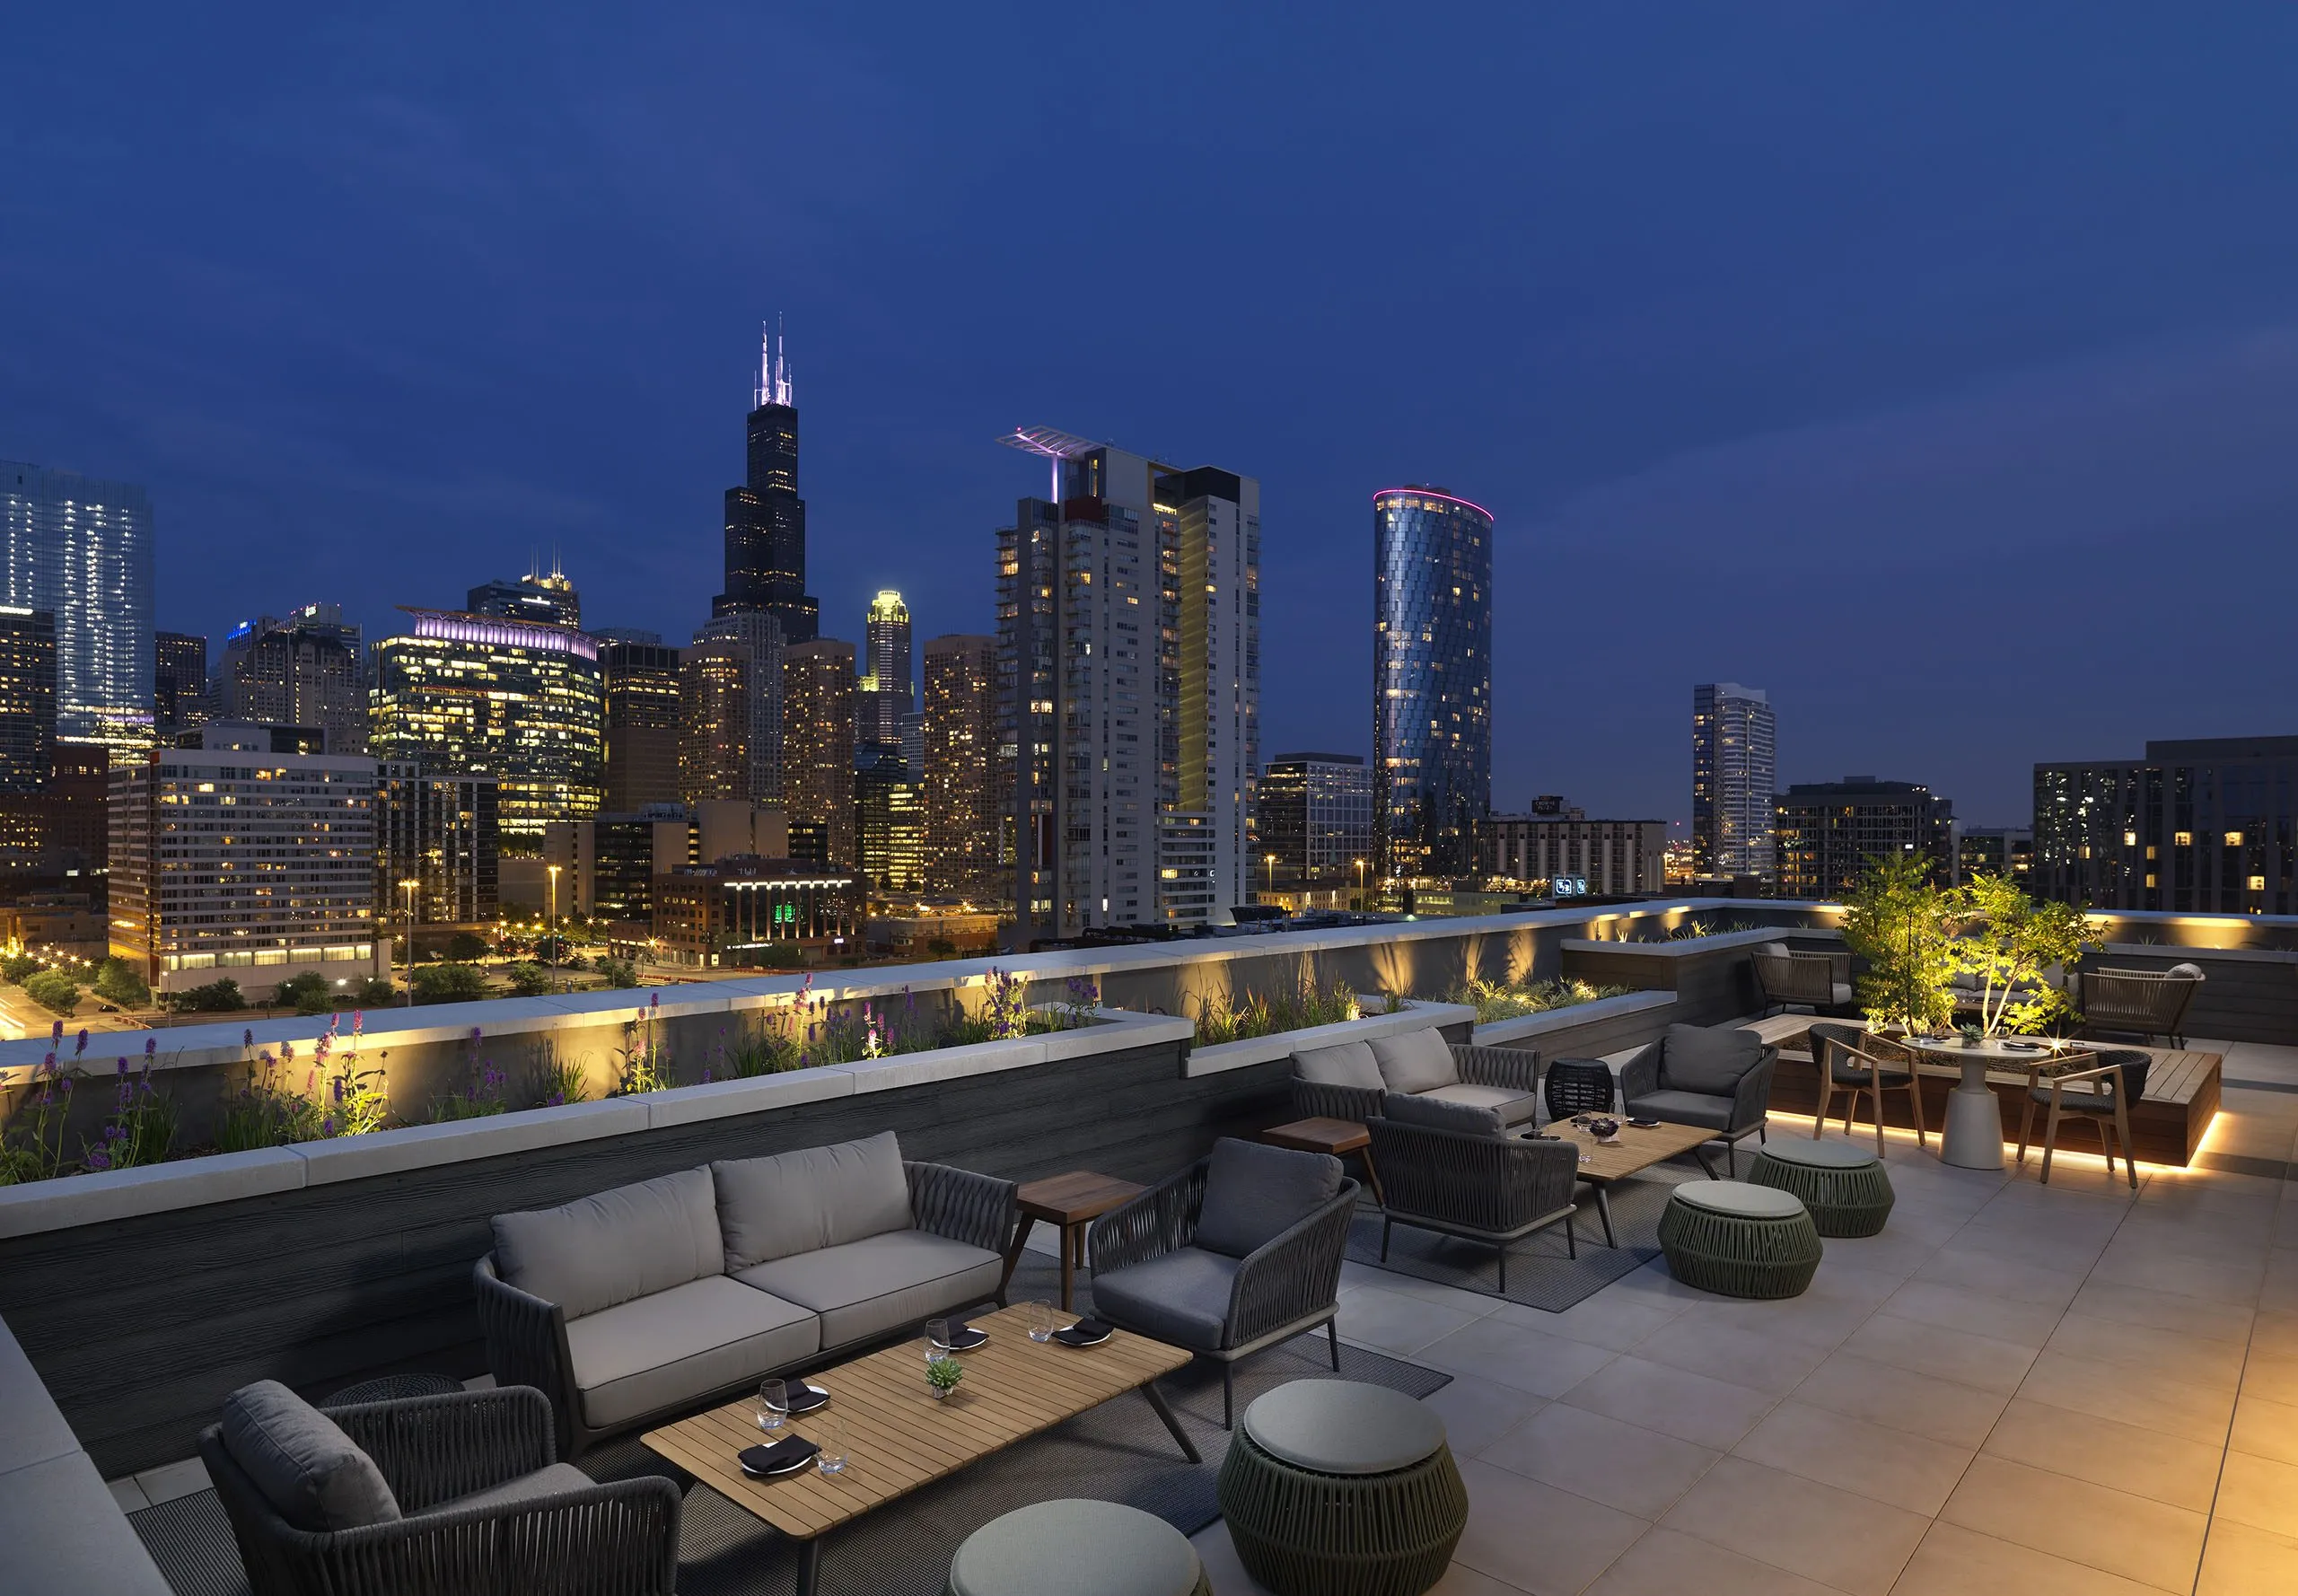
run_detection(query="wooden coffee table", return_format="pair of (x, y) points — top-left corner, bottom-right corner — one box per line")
(1001, 1170), (1147, 1311)
(1533, 1118), (1719, 1247)
(1260, 1115), (1388, 1206)
(642, 1304), (1195, 1596)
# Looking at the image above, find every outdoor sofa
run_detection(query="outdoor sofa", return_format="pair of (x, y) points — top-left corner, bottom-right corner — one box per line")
(474, 1129), (1013, 1458)
(1619, 1023), (1779, 1177)
(1290, 1027), (1541, 1128)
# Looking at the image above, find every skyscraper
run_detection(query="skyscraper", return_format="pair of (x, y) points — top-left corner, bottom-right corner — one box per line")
(1373, 486), (1492, 879)
(1691, 682), (1777, 878)
(469, 562), (582, 628)
(855, 742), (925, 892)
(0, 606), (57, 869)
(370, 607), (604, 846)
(1, 460), (153, 753)
(997, 431), (1259, 935)
(1259, 753), (1374, 891)
(601, 638), (683, 811)
(715, 323), (820, 645)
(782, 638), (855, 865)
(374, 763), (500, 927)
(922, 633), (996, 897)
(2036, 737), (2298, 915)
(153, 631), (209, 735)
(859, 590), (914, 749)
(229, 624), (367, 753)
(679, 639), (754, 804)
(690, 609), (784, 802)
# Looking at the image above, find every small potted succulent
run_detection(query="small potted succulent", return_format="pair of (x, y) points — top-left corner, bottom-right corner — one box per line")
(1958, 1022), (1983, 1048)
(925, 1355), (964, 1401)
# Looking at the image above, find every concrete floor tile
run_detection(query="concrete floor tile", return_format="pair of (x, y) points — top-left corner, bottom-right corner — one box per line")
(1343, 1261), (1511, 1318)
(1913, 1243), (2091, 1309)
(1876, 1280), (2066, 1349)
(1790, 1347), (2012, 1447)
(1419, 1370), (1550, 1460)
(1337, 1284), (1486, 1355)
(2228, 1391), (2298, 1466)
(1939, 1454), (2206, 1594)
(1417, 1315), (1621, 1399)
(1732, 1398), (1975, 1515)
(2043, 1310), (2250, 1391)
(2066, 1278), (2256, 1344)
(2088, 1246), (2266, 1307)
(1658, 1455), (1928, 1596)
(1497, 1290), (1680, 1352)
(1583, 1526), (1844, 1596)
(2014, 1348), (2236, 1447)
(2213, 1449), (2298, 1540)
(1980, 1397), (2225, 1513)
(1634, 1314), (1831, 1396)
(1560, 1355), (1780, 1451)
(1452, 1458), (1649, 1596)
(1891, 1521), (2171, 1596)
(2195, 1519), (2298, 1596)
(104, 1478), (149, 1514)
(132, 1457), (211, 1507)
(1839, 1310), (2039, 1396)
(2232, 1346), (2298, 1406)
(1480, 1400), (1720, 1520)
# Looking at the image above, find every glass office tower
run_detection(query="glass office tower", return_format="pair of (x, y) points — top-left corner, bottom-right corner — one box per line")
(1373, 487), (1492, 878)
(715, 325), (820, 645)
(1, 460), (153, 752)
(1691, 682), (1777, 878)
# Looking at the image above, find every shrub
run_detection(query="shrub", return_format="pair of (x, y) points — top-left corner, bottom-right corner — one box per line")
(1442, 977), (1631, 1025)
(925, 937), (958, 960)
(82, 1044), (176, 1171)
(444, 931), (490, 963)
(594, 956), (639, 988)
(215, 1051), (320, 1152)
(504, 961), (552, 996)
(431, 1029), (508, 1120)
(166, 978), (248, 1013)
(409, 962), (487, 1004)
(1191, 974), (1361, 1046)
(272, 971), (333, 1015)
(23, 969), (81, 1015)
(92, 958), (151, 1008)
(352, 977), (398, 1007)
(2, 951), (44, 984)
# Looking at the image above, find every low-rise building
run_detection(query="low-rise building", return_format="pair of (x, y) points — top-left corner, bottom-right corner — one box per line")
(1475, 800), (1668, 898)
(1774, 776), (1955, 899)
(650, 855), (864, 968)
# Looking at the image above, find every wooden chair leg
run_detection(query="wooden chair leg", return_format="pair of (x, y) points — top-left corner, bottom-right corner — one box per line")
(1907, 1080), (1928, 1152)
(1871, 1076), (1887, 1155)
(2113, 1092), (2138, 1189)
(2039, 1099), (2063, 1183)
(2097, 1114), (2117, 1179)
(2015, 1092), (2038, 1168)
(1812, 1074), (1831, 1138)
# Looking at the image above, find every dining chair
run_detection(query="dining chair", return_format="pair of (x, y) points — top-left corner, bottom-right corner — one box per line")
(1806, 1023), (1928, 1155)
(2015, 1048), (2149, 1188)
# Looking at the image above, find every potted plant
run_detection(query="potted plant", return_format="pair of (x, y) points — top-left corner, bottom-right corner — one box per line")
(1946, 873), (2100, 1038)
(1840, 853), (1955, 1035)
(925, 1355), (964, 1401)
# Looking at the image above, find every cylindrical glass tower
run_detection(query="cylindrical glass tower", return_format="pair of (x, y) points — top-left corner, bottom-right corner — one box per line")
(1373, 486), (1493, 878)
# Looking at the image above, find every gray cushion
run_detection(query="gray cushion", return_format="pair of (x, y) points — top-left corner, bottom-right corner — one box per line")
(2030, 1084), (2118, 1111)
(1662, 1024), (1761, 1097)
(436, 1461), (595, 1516)
(1241, 1379), (1448, 1475)
(734, 1229), (1005, 1348)
(712, 1131), (914, 1270)
(1381, 1090), (1503, 1138)
(1369, 1030), (1459, 1095)
(1293, 1039), (1383, 1091)
(1672, 1180), (1806, 1219)
(1091, 1246), (1240, 1350)
(220, 1380), (401, 1534)
(1417, 1082), (1541, 1127)
(1832, 983), (1855, 1006)
(492, 1167), (724, 1320)
(949, 1499), (1204, 1596)
(2165, 962), (2205, 981)
(1192, 1137), (1342, 1259)
(566, 1276), (819, 1430)
(1759, 1138), (1880, 1171)
(1625, 1089), (1733, 1132)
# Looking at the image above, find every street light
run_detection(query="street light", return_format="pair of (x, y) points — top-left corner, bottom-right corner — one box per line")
(546, 864), (563, 989)
(1264, 853), (1277, 895)
(399, 880), (420, 1006)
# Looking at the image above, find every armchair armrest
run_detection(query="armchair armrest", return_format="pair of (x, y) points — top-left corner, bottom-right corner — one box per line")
(906, 1159), (1016, 1254)
(1088, 1160), (1206, 1277)
(1291, 1077), (1382, 1124)
(1618, 1043), (1661, 1103)
(1452, 1043), (1539, 1095)
(325, 1386), (557, 1513)
(1370, 1121), (1575, 1232)
(1727, 1048), (1780, 1134)
(1224, 1179), (1360, 1350)
(471, 1258), (581, 1458)
(308, 1473), (679, 1594)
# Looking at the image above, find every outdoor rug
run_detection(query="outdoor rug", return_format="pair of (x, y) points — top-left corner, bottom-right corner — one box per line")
(1347, 1154), (1706, 1311)
(129, 1252), (1449, 1596)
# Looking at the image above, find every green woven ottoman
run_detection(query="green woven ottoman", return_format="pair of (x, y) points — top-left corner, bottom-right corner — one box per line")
(1216, 1379), (1467, 1596)
(1748, 1139), (1895, 1237)
(946, 1498), (1209, 1596)
(1658, 1180), (1823, 1299)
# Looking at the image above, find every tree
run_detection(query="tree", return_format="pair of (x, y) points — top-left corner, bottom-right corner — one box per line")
(22, 969), (80, 1015)
(1, 951), (41, 985)
(594, 957), (639, 989)
(1947, 873), (2099, 1036)
(92, 958), (151, 1008)
(444, 931), (491, 963)
(164, 978), (247, 1013)
(409, 962), (488, 1004)
(504, 961), (552, 996)
(273, 971), (333, 1015)
(925, 937), (958, 960)
(1840, 852), (1955, 1033)
(352, 977), (398, 1007)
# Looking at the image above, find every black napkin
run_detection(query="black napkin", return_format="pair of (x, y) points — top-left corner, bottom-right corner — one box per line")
(943, 1317), (988, 1348)
(740, 1435), (820, 1476)
(1054, 1318), (1112, 1346)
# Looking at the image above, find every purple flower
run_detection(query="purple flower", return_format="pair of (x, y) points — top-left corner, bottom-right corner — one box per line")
(50, 1020), (62, 1045)
(75, 1029), (88, 1057)
(144, 1037), (156, 1058)
(85, 1147), (110, 1171)
(117, 1057), (128, 1076)
(243, 1028), (254, 1048)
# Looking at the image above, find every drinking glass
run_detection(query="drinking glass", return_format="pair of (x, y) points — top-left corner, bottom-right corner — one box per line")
(925, 1317), (952, 1357)
(755, 1378), (788, 1433)
(813, 1414), (848, 1476)
(1026, 1299), (1056, 1344)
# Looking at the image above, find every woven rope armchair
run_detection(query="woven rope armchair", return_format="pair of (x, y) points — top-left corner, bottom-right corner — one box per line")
(1365, 1119), (1581, 1291)
(199, 1385), (680, 1596)
(2078, 968), (2203, 1048)
(1751, 949), (1854, 1017)
(1087, 1153), (1359, 1428)
(1290, 1041), (1539, 1123)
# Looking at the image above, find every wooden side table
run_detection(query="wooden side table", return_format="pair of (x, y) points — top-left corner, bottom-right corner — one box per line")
(1001, 1170), (1146, 1311)
(1260, 1116), (1387, 1207)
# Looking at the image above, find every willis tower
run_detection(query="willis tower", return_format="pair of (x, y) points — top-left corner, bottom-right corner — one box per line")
(714, 322), (820, 643)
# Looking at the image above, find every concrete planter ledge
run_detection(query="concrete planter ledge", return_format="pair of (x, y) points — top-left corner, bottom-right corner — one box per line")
(2098, 943), (2298, 966)
(1472, 988), (1678, 1049)
(1183, 998), (1477, 1079)
(1558, 927), (1792, 957)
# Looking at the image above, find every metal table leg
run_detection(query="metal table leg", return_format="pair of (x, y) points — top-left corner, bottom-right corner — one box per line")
(794, 1535), (821, 1596)
(1140, 1380), (1200, 1463)
(1591, 1183), (1617, 1247)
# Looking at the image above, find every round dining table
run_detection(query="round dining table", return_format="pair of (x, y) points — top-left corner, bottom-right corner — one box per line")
(1896, 1032), (2092, 1171)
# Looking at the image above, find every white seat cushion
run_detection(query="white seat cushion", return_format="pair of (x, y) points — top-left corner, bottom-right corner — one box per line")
(567, 1276), (819, 1430)
(1417, 1082), (1539, 1127)
(735, 1230), (1005, 1348)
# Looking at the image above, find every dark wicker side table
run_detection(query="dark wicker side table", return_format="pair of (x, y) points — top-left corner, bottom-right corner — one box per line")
(1748, 1139), (1894, 1237)
(1217, 1380), (1466, 1596)
(1657, 1180), (1823, 1299)
(320, 1372), (465, 1407)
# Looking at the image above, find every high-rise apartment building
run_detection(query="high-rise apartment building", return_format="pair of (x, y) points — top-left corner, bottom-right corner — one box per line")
(221, 604), (364, 701)
(369, 607), (604, 846)
(1774, 776), (1954, 899)
(469, 563), (581, 628)
(855, 743), (925, 892)
(997, 434), (1259, 936)
(715, 325), (820, 645)
(782, 638), (856, 865)
(2036, 737), (2298, 915)
(229, 625), (367, 754)
(1691, 682), (1777, 879)
(921, 634), (996, 898)
(679, 639), (755, 803)
(0, 607), (57, 869)
(859, 591), (914, 749)
(153, 631), (209, 735)
(1475, 801), (1669, 897)
(1373, 487), (1492, 880)
(600, 639), (682, 811)
(374, 763), (500, 928)
(1259, 753), (1374, 890)
(690, 609), (783, 802)
(1959, 826), (2034, 887)
(108, 732), (380, 999)
(2, 460), (153, 753)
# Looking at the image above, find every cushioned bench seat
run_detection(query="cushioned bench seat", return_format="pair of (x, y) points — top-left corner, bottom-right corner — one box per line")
(567, 1276), (819, 1430)
(735, 1230), (1006, 1346)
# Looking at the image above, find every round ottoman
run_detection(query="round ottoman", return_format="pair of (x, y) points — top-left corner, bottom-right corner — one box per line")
(1216, 1379), (1467, 1596)
(1658, 1180), (1823, 1299)
(1748, 1139), (1895, 1237)
(946, 1498), (1208, 1596)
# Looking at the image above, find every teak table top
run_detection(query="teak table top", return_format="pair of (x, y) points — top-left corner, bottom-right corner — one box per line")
(1259, 1116), (1373, 1156)
(1534, 1118), (1715, 1182)
(1014, 1170), (1146, 1224)
(640, 1304), (1190, 1542)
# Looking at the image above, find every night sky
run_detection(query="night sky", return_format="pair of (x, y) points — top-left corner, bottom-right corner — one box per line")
(8, 4), (2298, 827)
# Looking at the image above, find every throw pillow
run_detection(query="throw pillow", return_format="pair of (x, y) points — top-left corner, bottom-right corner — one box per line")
(1293, 1039), (1383, 1090)
(2164, 962), (2206, 981)
(221, 1381), (401, 1533)
(491, 1166), (725, 1320)
(1660, 1023), (1761, 1097)
(713, 1131), (914, 1270)
(1380, 1090), (1504, 1138)
(1193, 1137), (1342, 1259)
(1368, 1029), (1458, 1095)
